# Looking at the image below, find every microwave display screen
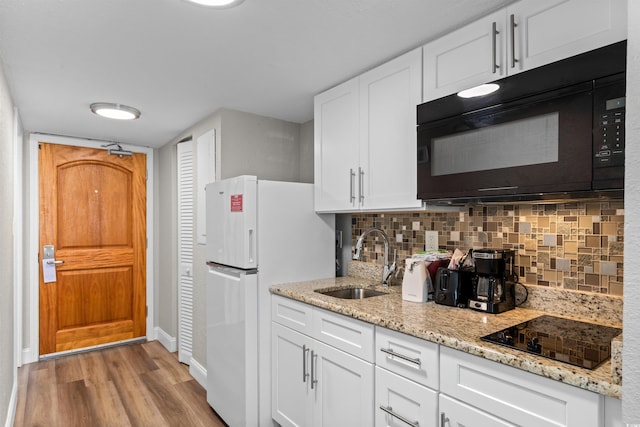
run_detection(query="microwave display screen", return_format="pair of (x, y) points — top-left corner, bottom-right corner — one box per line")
(431, 112), (559, 177)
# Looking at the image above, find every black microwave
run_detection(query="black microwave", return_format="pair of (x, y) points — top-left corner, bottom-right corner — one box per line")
(416, 41), (626, 203)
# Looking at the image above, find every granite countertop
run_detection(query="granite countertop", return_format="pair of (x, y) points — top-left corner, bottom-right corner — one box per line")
(270, 276), (622, 399)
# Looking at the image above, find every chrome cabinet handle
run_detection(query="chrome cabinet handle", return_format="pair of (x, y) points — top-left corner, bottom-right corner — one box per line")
(358, 167), (364, 204)
(46, 260), (64, 265)
(492, 21), (500, 74)
(510, 14), (518, 69)
(380, 405), (419, 427)
(349, 169), (356, 203)
(302, 345), (309, 383)
(440, 412), (450, 426)
(380, 347), (421, 368)
(310, 350), (318, 389)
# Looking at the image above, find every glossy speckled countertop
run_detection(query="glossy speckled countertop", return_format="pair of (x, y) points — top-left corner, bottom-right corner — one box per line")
(270, 276), (622, 399)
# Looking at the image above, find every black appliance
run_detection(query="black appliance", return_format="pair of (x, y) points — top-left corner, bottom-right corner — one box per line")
(416, 41), (626, 203)
(481, 315), (622, 370)
(434, 268), (472, 307)
(468, 249), (516, 314)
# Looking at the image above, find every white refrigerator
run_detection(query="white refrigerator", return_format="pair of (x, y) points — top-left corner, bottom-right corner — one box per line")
(205, 175), (335, 427)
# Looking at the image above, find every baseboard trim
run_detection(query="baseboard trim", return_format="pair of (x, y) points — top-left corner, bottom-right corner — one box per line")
(155, 327), (177, 353)
(22, 347), (36, 365)
(189, 357), (207, 389)
(4, 377), (17, 427)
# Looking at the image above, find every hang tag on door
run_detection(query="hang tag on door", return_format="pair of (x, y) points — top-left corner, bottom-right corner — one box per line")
(42, 259), (56, 283)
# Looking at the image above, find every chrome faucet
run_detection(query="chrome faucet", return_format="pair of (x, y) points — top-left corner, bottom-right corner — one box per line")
(353, 227), (397, 286)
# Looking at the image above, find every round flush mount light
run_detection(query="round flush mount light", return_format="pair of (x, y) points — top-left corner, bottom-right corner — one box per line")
(184, 0), (244, 8)
(90, 103), (141, 120)
(457, 83), (500, 99)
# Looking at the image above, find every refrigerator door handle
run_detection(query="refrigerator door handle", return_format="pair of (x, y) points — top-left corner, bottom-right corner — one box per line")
(248, 228), (255, 264)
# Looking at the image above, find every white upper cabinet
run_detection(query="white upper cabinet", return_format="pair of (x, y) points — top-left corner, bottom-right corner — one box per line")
(423, 0), (627, 101)
(314, 47), (423, 212)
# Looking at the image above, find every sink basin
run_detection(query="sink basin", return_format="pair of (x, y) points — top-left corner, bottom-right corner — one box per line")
(316, 287), (387, 299)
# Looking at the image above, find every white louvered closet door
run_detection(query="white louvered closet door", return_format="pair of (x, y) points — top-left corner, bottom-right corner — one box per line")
(177, 140), (194, 364)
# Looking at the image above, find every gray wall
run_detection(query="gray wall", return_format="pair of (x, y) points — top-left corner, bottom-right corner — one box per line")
(0, 56), (15, 424)
(157, 108), (311, 368)
(623, 1), (640, 422)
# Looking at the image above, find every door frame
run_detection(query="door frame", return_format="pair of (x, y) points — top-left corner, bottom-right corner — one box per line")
(25, 133), (155, 363)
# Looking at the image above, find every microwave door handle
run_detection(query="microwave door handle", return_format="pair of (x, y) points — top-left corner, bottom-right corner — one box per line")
(492, 21), (500, 74)
(510, 14), (519, 69)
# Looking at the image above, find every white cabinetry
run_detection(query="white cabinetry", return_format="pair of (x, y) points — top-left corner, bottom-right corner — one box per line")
(314, 47), (423, 212)
(440, 346), (604, 427)
(271, 296), (374, 427)
(375, 328), (438, 427)
(423, 0), (627, 101)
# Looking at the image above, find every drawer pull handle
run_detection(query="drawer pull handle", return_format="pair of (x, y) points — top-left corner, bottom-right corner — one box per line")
(380, 405), (419, 427)
(380, 348), (421, 367)
(302, 344), (309, 383)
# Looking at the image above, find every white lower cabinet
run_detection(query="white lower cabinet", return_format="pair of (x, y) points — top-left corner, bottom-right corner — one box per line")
(440, 346), (604, 427)
(439, 394), (515, 427)
(375, 367), (437, 427)
(271, 296), (374, 427)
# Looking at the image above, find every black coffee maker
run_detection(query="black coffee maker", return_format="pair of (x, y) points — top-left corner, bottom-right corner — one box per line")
(468, 249), (516, 314)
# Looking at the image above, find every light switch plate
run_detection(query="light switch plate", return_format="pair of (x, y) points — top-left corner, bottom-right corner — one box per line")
(425, 231), (439, 251)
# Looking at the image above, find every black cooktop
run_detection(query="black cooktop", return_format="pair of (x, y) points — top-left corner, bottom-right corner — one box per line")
(481, 315), (622, 370)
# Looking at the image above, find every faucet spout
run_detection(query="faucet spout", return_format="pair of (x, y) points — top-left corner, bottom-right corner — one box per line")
(353, 228), (397, 286)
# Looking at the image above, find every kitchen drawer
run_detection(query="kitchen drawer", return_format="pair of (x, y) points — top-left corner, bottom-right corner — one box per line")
(271, 295), (313, 336)
(375, 327), (439, 389)
(440, 346), (603, 427)
(375, 367), (437, 427)
(312, 307), (374, 362)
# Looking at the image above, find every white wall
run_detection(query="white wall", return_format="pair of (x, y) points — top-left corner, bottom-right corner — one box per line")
(623, 1), (640, 422)
(0, 56), (16, 425)
(157, 108), (310, 368)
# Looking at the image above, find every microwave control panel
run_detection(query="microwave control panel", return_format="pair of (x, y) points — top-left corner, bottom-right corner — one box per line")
(594, 99), (625, 168)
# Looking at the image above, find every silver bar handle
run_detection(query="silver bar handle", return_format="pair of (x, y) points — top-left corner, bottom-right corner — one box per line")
(380, 347), (421, 367)
(358, 167), (364, 204)
(440, 412), (450, 426)
(380, 405), (419, 427)
(477, 186), (518, 192)
(510, 14), (518, 69)
(349, 169), (356, 203)
(492, 21), (500, 74)
(302, 344), (309, 383)
(46, 260), (64, 265)
(310, 350), (318, 389)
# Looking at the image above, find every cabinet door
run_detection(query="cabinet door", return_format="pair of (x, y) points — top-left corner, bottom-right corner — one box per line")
(375, 367), (437, 427)
(272, 323), (313, 427)
(439, 394), (516, 427)
(359, 47), (423, 210)
(314, 78), (359, 212)
(508, 0), (627, 76)
(423, 10), (506, 101)
(312, 340), (374, 427)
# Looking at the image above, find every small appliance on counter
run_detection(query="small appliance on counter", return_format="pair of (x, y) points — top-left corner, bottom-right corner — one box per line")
(402, 252), (450, 302)
(468, 249), (516, 314)
(434, 268), (473, 307)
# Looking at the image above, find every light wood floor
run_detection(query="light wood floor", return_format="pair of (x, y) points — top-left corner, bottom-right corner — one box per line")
(14, 341), (228, 427)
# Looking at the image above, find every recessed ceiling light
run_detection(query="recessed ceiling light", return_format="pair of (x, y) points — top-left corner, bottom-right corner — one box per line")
(184, 0), (244, 8)
(457, 83), (500, 99)
(90, 103), (141, 120)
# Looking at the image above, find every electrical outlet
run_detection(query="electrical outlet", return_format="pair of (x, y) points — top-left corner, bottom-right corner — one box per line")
(425, 230), (439, 251)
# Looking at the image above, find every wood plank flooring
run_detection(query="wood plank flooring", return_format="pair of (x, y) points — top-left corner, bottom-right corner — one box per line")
(14, 341), (228, 427)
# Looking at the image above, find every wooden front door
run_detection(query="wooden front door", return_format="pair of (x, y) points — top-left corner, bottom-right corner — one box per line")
(39, 142), (147, 355)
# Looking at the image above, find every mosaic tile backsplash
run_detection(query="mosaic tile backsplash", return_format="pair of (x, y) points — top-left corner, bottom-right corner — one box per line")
(351, 200), (624, 296)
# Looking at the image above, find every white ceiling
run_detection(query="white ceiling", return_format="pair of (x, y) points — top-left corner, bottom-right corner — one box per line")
(0, 0), (516, 148)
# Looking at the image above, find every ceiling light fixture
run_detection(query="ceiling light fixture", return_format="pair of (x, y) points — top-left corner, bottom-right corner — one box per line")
(184, 0), (244, 8)
(90, 103), (141, 120)
(457, 83), (500, 99)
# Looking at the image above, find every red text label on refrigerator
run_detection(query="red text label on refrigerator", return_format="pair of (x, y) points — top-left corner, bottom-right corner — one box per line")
(230, 194), (243, 212)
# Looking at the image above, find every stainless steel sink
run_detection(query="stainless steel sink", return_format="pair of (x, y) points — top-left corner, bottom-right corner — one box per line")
(316, 287), (387, 299)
